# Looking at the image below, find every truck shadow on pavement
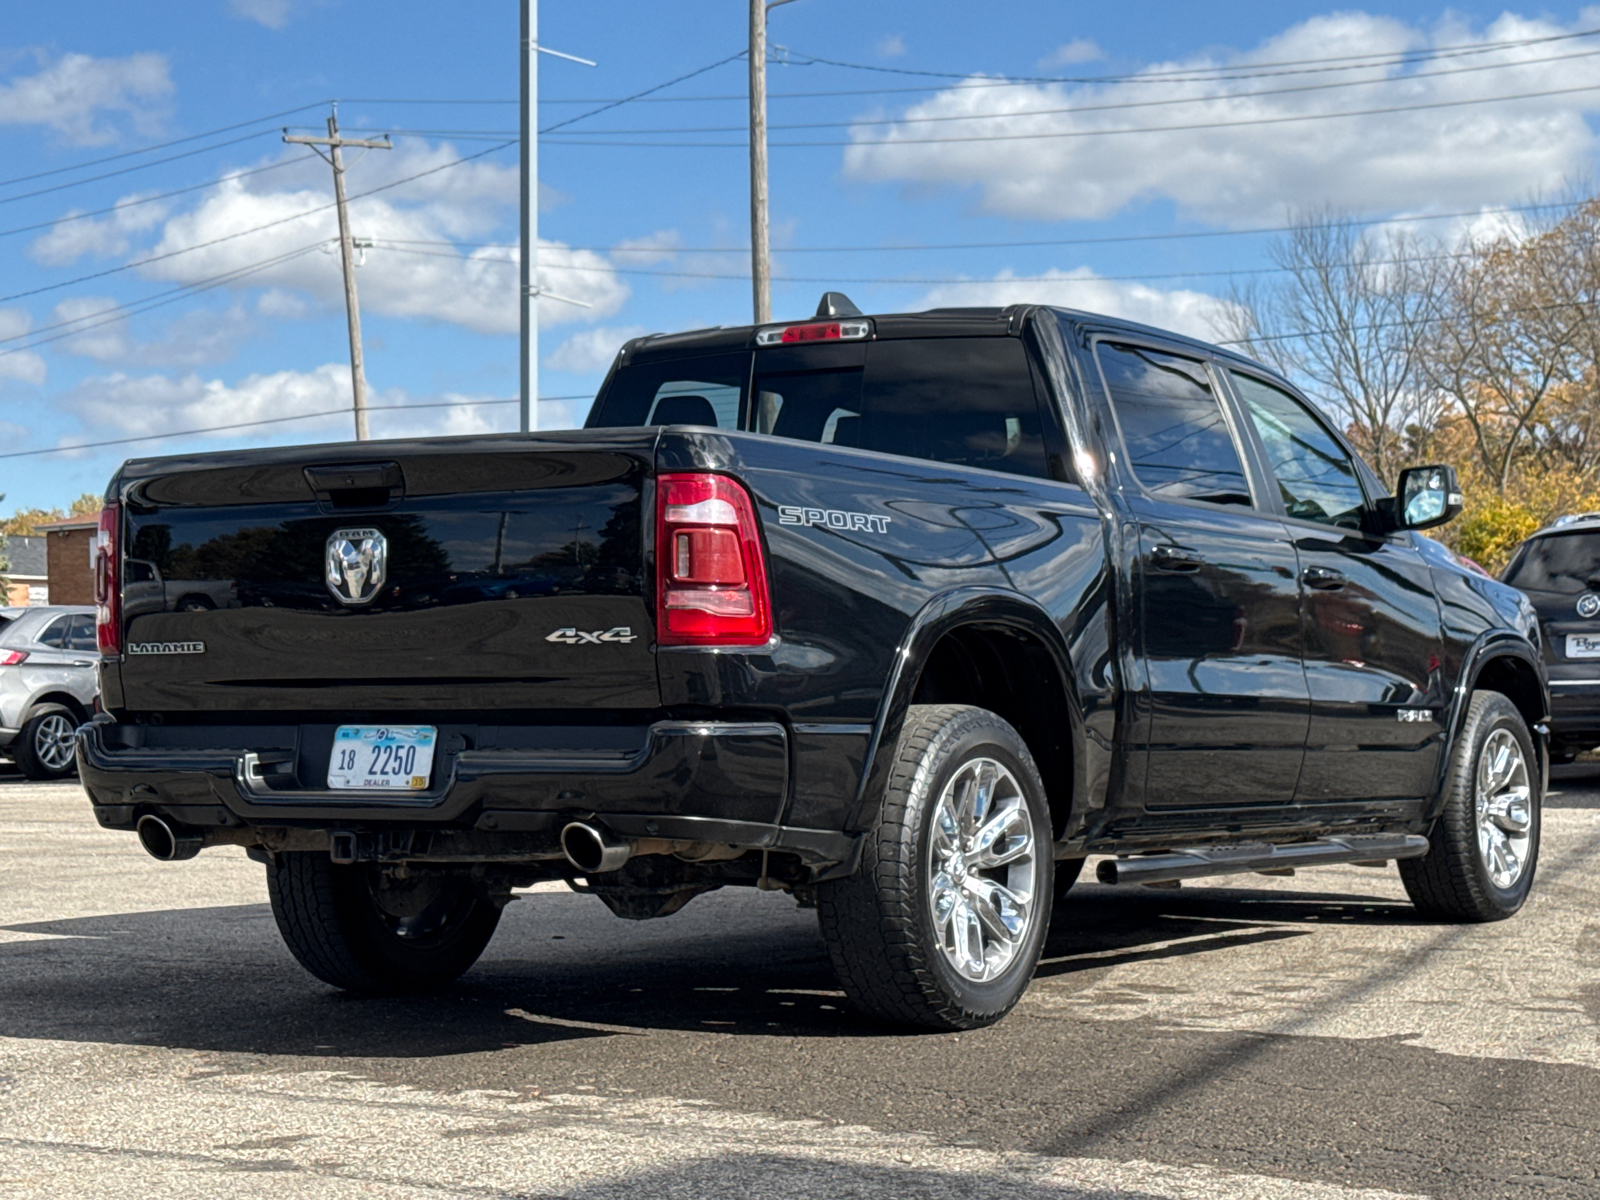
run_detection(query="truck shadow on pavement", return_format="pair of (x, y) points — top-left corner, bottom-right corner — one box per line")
(0, 878), (1423, 1058)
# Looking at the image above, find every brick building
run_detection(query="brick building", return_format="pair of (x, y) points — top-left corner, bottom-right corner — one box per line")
(34, 515), (98, 607)
(0, 535), (48, 605)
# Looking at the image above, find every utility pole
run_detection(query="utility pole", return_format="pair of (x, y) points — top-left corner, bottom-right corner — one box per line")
(520, 0), (595, 434)
(285, 113), (390, 441)
(748, 0), (796, 326)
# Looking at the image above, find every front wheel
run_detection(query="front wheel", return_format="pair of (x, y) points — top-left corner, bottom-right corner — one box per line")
(266, 853), (502, 992)
(1400, 690), (1540, 922)
(817, 704), (1053, 1030)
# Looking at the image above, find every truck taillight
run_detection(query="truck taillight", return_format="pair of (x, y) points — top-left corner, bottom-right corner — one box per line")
(655, 473), (771, 646)
(95, 502), (120, 656)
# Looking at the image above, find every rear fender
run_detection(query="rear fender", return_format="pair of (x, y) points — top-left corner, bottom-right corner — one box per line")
(844, 587), (1087, 838)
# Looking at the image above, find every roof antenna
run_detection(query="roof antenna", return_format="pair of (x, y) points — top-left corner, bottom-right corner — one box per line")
(815, 291), (862, 318)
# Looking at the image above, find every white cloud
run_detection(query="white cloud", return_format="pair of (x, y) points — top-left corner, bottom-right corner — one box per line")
(546, 326), (650, 373)
(228, 0), (293, 28)
(0, 52), (172, 145)
(0, 309), (46, 385)
(1042, 39), (1102, 67)
(915, 268), (1240, 341)
(28, 197), (170, 265)
(52, 364), (540, 451)
(845, 11), (1600, 225)
(877, 35), (907, 59)
(48, 297), (253, 366)
(126, 143), (628, 333)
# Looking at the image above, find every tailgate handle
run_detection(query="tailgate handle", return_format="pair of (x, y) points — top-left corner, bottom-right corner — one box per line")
(304, 461), (405, 510)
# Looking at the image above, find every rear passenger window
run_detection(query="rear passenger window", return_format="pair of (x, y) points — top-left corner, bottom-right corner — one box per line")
(36, 617), (69, 648)
(1097, 343), (1252, 506)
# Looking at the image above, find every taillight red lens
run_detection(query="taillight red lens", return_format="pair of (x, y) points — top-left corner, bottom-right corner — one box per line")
(655, 473), (771, 646)
(94, 502), (120, 656)
(0, 651), (27, 666)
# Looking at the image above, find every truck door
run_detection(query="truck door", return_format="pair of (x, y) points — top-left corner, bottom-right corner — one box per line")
(1226, 369), (1446, 803)
(1095, 341), (1310, 808)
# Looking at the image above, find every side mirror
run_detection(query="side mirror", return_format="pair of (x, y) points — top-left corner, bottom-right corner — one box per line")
(1392, 464), (1463, 531)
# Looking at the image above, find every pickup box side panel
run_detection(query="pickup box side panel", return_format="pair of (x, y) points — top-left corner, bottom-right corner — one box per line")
(655, 430), (1014, 832)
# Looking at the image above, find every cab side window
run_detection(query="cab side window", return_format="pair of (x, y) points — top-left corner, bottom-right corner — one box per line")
(1096, 343), (1252, 506)
(1231, 372), (1367, 530)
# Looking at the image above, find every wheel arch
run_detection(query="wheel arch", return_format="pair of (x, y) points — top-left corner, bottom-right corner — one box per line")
(1430, 634), (1550, 818)
(847, 588), (1085, 843)
(25, 692), (89, 724)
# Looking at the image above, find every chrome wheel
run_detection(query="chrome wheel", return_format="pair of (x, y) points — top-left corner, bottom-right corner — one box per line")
(33, 714), (77, 773)
(1475, 727), (1532, 890)
(927, 756), (1039, 983)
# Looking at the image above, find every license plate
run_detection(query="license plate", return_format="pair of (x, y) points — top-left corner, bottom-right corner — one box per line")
(1567, 634), (1600, 659)
(327, 725), (437, 791)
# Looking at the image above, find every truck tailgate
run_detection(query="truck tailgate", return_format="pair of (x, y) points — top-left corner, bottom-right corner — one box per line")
(114, 433), (658, 714)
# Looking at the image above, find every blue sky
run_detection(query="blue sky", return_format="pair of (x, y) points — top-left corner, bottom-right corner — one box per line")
(3, 0), (1600, 512)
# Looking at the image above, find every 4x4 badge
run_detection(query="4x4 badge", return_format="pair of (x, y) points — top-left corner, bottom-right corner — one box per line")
(1578, 593), (1600, 618)
(546, 626), (636, 645)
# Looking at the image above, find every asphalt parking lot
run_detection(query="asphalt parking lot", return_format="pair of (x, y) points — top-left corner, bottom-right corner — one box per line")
(2, 764), (1598, 1199)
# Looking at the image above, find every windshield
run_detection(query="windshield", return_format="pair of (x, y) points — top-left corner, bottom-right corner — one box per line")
(1503, 532), (1600, 594)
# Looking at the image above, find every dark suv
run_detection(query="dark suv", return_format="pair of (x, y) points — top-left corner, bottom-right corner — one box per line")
(1504, 515), (1600, 761)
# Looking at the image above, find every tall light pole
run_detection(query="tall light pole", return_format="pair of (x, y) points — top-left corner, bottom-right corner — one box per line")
(748, 0), (796, 326)
(520, 0), (594, 434)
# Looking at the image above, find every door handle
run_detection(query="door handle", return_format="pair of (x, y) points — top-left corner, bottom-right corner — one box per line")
(70, 661), (94, 668)
(1150, 544), (1204, 573)
(1302, 565), (1347, 590)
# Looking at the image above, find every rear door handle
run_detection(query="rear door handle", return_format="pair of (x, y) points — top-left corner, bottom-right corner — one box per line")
(1302, 565), (1347, 590)
(1150, 545), (1204, 573)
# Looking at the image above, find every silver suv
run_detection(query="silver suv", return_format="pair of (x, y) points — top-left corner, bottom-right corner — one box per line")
(0, 606), (99, 780)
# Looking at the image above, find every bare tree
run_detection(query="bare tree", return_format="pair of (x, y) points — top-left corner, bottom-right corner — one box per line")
(1219, 210), (1446, 481)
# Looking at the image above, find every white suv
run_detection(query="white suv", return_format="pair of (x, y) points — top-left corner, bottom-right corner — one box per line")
(0, 606), (99, 780)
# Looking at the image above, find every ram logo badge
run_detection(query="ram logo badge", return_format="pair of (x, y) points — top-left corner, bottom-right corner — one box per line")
(325, 527), (387, 606)
(546, 626), (637, 645)
(778, 505), (891, 534)
(127, 641), (206, 656)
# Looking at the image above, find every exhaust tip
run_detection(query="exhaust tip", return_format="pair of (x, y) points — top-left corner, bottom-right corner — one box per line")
(135, 814), (202, 862)
(560, 822), (631, 874)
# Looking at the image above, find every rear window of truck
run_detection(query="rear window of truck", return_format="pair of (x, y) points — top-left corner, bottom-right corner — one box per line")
(589, 336), (1061, 481)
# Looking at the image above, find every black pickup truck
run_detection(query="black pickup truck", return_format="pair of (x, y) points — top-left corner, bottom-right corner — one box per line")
(79, 295), (1548, 1030)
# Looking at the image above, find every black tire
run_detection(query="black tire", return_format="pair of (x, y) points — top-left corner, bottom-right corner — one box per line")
(13, 706), (80, 780)
(1400, 690), (1540, 922)
(175, 594), (214, 612)
(816, 704), (1054, 1030)
(266, 853), (501, 992)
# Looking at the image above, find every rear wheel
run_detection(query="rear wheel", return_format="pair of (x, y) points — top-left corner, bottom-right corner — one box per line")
(1400, 690), (1540, 922)
(817, 704), (1053, 1030)
(266, 853), (501, 992)
(13, 707), (79, 780)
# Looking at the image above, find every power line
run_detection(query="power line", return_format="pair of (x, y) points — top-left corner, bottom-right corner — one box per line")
(428, 43), (1600, 137)
(0, 154), (321, 243)
(534, 80), (1600, 146)
(374, 199), (1580, 256)
(537, 50), (746, 135)
(0, 139), (515, 306)
(779, 25), (1600, 86)
(0, 241), (334, 356)
(0, 102), (328, 191)
(0, 129), (289, 209)
(0, 395), (594, 461)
